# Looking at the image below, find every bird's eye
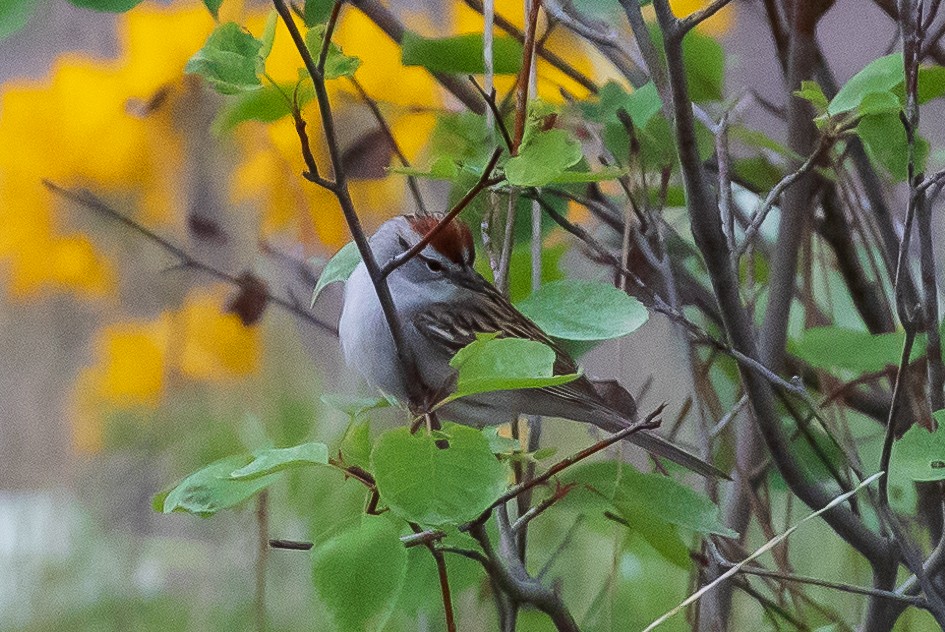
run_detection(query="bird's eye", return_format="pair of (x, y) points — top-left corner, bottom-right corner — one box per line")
(425, 258), (444, 273)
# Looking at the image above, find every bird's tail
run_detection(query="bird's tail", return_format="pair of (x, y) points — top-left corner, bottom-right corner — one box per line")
(587, 380), (728, 479)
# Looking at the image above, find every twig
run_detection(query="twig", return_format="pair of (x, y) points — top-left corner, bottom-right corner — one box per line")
(317, 0), (343, 75)
(255, 491), (269, 632)
(714, 557), (928, 607)
(511, 483), (576, 533)
(642, 472), (885, 632)
(347, 0), (486, 113)
(468, 75), (514, 152)
(346, 76), (428, 215)
(677, 0), (736, 34)
(462, 406), (662, 529)
(468, 520), (579, 632)
(269, 539), (313, 551)
(512, 0), (541, 154)
(274, 0), (427, 406)
(734, 136), (831, 259)
(43, 182), (338, 336)
(379, 148), (503, 279)
(460, 0), (599, 94)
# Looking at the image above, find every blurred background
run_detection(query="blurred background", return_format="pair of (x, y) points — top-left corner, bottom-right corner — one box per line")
(0, 0), (937, 630)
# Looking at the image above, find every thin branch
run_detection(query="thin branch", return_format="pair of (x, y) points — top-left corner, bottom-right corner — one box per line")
(346, 76), (428, 215)
(255, 491), (269, 632)
(715, 558), (928, 608)
(269, 539), (313, 551)
(347, 0), (485, 113)
(460, 0), (600, 94)
(317, 0), (343, 75)
(652, 0), (889, 566)
(44, 182), (338, 335)
(511, 483), (576, 533)
(643, 472), (885, 632)
(677, 0), (736, 34)
(468, 75), (514, 152)
(379, 148), (503, 279)
(274, 0), (427, 406)
(462, 407), (662, 529)
(512, 0), (542, 154)
(735, 135), (832, 259)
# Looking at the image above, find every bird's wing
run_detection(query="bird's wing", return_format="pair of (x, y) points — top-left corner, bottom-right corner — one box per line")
(411, 285), (603, 406)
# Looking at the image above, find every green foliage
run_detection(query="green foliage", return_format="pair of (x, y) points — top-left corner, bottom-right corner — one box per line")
(516, 279), (649, 342)
(371, 423), (508, 525)
(213, 81), (314, 133)
(312, 241), (361, 306)
(561, 461), (735, 566)
(389, 155), (460, 180)
(789, 327), (925, 374)
(828, 53), (945, 114)
(185, 22), (264, 95)
(311, 515), (409, 631)
(584, 81), (678, 171)
(682, 30), (726, 103)
(505, 129), (584, 186)
(401, 32), (523, 74)
(0, 0), (36, 41)
(794, 80), (829, 113)
(156, 455), (281, 517)
(828, 54), (905, 116)
(66, 0), (143, 12)
(229, 442), (329, 479)
(893, 411), (945, 482)
(856, 111), (928, 181)
(446, 334), (580, 402)
(304, 24), (362, 79)
(303, 0), (334, 25)
(201, 0), (223, 19)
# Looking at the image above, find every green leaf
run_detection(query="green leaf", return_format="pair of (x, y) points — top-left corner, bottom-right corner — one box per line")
(505, 129), (583, 187)
(401, 32), (522, 74)
(789, 327), (926, 374)
(66, 0), (143, 12)
(794, 80), (828, 112)
(229, 442), (329, 479)
(185, 22), (264, 95)
(856, 90), (901, 116)
(312, 241), (361, 306)
(447, 335), (580, 401)
(311, 515), (408, 631)
(259, 9), (278, 61)
(388, 155), (459, 180)
(213, 81), (313, 134)
(339, 420), (372, 470)
(516, 280), (649, 341)
(372, 423), (508, 525)
(303, 0), (334, 25)
(565, 461), (737, 537)
(201, 0), (223, 19)
(550, 167), (629, 183)
(892, 411), (945, 482)
(682, 30), (725, 103)
(917, 65), (945, 103)
(0, 0), (36, 41)
(304, 24), (361, 79)
(159, 455), (281, 517)
(321, 392), (394, 418)
(856, 111), (928, 182)
(829, 53), (903, 116)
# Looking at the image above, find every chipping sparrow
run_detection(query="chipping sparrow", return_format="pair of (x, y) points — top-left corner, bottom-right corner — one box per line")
(338, 214), (721, 478)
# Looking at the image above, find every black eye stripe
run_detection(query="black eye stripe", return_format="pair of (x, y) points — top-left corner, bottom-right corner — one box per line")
(420, 256), (444, 272)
